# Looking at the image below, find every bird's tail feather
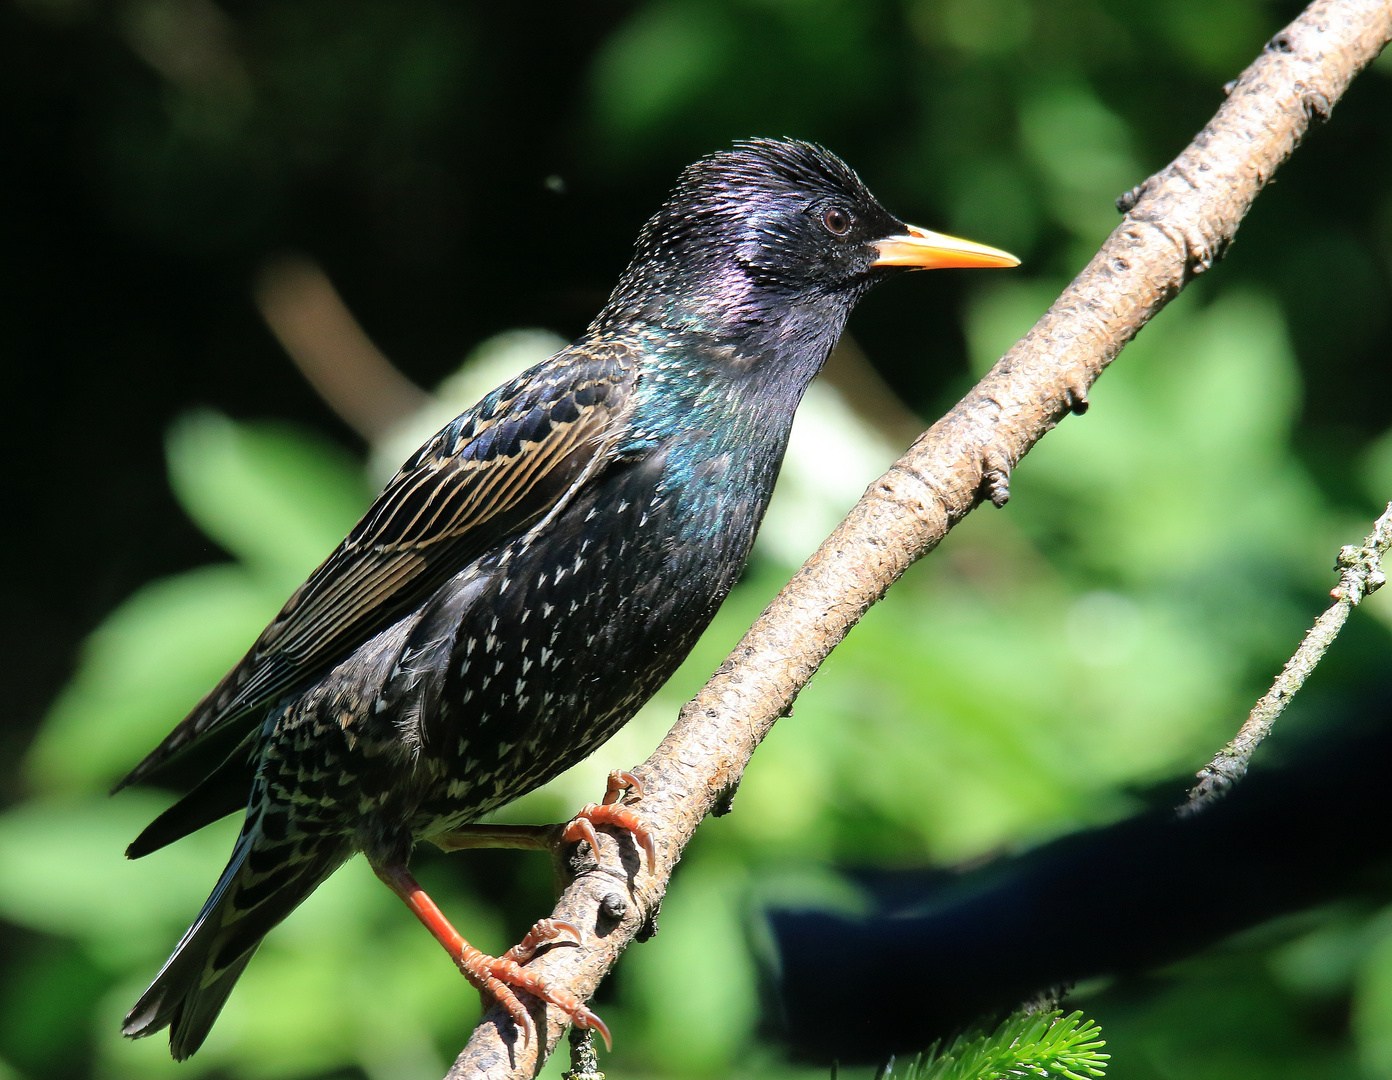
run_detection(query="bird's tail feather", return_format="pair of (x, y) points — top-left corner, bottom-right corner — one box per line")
(125, 735), (258, 859)
(124, 828), (349, 1060)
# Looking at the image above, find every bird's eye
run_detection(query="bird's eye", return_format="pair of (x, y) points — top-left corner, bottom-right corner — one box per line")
(821, 206), (853, 236)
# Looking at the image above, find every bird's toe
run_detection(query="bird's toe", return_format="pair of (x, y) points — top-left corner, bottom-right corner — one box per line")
(561, 770), (655, 872)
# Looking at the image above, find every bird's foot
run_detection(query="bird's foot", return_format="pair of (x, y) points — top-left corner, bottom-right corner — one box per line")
(374, 861), (610, 1050)
(562, 769), (655, 872)
(457, 921), (611, 1051)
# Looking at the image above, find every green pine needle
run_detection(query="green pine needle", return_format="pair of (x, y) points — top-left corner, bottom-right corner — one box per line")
(877, 1009), (1109, 1080)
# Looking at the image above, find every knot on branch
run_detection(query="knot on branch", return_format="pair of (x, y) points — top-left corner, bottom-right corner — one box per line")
(710, 779), (740, 818)
(879, 463), (947, 525)
(635, 898), (661, 942)
(1332, 542), (1388, 603)
(1331, 507), (1392, 603)
(1301, 85), (1333, 124)
(1116, 180), (1151, 214)
(981, 450), (1012, 508)
(597, 891), (629, 923)
(1130, 197), (1227, 279)
(1180, 753), (1247, 817)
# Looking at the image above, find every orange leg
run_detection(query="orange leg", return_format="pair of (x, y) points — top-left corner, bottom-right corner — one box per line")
(371, 860), (611, 1051)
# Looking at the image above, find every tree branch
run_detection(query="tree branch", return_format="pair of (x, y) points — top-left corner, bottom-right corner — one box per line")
(1181, 503), (1392, 815)
(448, 2), (1392, 1075)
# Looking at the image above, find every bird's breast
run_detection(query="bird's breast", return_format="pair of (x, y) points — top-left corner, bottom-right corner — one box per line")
(414, 421), (784, 822)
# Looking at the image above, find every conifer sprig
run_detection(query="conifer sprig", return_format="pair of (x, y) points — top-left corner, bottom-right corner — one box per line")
(876, 1010), (1109, 1080)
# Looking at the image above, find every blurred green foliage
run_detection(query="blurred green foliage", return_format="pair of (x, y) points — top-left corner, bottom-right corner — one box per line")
(5, 0), (1392, 1078)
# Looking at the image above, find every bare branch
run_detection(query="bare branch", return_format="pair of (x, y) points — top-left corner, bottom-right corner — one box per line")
(255, 253), (430, 441)
(449, 2), (1392, 1075)
(1181, 504), (1392, 815)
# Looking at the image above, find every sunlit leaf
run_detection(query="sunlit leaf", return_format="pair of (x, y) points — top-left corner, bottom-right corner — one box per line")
(166, 411), (369, 592)
(0, 795), (239, 969)
(26, 567), (282, 795)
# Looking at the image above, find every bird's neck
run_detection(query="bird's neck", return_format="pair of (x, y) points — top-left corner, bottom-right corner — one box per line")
(599, 287), (852, 411)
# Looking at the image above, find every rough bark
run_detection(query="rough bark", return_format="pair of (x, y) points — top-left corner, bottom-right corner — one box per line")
(447, 2), (1392, 1075)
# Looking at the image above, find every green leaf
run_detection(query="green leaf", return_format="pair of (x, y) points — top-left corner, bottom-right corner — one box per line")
(0, 795), (240, 969)
(1354, 916), (1392, 1078)
(25, 566), (283, 795)
(1018, 82), (1139, 244)
(166, 410), (369, 592)
(624, 859), (758, 1073)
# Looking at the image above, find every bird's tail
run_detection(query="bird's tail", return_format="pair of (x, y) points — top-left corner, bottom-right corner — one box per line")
(123, 826), (349, 1060)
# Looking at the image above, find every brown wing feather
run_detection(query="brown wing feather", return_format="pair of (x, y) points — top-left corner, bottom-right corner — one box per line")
(116, 344), (637, 791)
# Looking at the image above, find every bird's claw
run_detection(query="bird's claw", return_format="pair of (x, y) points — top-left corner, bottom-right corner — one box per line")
(602, 769), (644, 804)
(571, 1002), (613, 1052)
(562, 770), (656, 871)
(459, 919), (611, 1052)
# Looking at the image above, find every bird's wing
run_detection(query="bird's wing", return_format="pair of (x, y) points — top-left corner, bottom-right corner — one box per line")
(117, 343), (639, 791)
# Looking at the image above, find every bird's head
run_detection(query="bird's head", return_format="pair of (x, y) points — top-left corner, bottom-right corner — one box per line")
(598, 138), (1018, 342)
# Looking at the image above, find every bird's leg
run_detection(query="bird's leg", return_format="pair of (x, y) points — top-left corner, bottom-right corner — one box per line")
(430, 822), (565, 852)
(561, 769), (656, 872)
(431, 770), (656, 871)
(371, 860), (611, 1051)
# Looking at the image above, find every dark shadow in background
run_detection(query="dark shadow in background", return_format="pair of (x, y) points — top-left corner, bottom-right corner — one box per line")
(766, 687), (1392, 1064)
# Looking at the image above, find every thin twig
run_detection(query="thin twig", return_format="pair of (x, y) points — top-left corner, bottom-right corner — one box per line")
(1181, 504), (1392, 815)
(448, 3), (1392, 1076)
(255, 253), (429, 440)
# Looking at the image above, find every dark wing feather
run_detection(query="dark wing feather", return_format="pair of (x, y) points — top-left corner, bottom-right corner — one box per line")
(116, 343), (638, 791)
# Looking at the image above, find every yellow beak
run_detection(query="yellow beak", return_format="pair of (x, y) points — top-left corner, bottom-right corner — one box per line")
(872, 224), (1020, 270)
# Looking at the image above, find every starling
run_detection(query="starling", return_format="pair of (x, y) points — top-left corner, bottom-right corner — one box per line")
(117, 138), (1018, 1059)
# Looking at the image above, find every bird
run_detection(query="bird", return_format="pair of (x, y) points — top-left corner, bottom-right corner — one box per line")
(116, 137), (1019, 1060)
